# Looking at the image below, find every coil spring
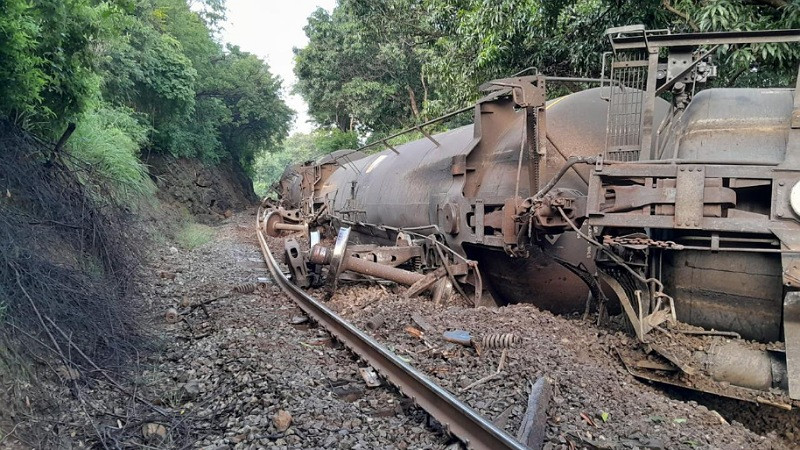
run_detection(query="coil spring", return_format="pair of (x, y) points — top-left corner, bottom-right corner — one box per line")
(480, 333), (519, 350)
(234, 282), (259, 294)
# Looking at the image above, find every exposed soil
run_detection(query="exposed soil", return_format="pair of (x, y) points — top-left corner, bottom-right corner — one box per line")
(147, 156), (256, 223)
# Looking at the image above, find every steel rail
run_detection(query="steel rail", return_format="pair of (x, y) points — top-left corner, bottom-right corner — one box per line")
(255, 209), (529, 450)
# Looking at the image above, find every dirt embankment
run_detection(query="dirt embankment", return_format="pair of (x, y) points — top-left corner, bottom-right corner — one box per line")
(146, 156), (257, 223)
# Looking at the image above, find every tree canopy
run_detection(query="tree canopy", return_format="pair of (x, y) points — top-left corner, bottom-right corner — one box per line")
(294, 0), (800, 135)
(1, 0), (293, 175)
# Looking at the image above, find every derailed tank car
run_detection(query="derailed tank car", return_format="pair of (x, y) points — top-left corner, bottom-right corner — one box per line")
(264, 26), (800, 406)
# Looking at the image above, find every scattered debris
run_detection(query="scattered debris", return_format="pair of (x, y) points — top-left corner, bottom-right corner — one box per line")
(443, 330), (472, 347)
(289, 315), (309, 325)
(404, 326), (424, 339)
(479, 333), (519, 350)
(141, 423), (167, 443)
(233, 282), (260, 294)
(516, 377), (552, 448)
(411, 313), (433, 333)
(580, 412), (598, 428)
(366, 313), (386, 330)
(165, 308), (179, 323)
(359, 367), (382, 387)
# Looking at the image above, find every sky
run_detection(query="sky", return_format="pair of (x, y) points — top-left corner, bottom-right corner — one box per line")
(219, 0), (337, 134)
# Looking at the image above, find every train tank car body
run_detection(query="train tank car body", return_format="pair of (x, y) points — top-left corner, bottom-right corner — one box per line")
(317, 87), (666, 312)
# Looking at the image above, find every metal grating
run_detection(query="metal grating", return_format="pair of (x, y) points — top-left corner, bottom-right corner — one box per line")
(605, 53), (648, 161)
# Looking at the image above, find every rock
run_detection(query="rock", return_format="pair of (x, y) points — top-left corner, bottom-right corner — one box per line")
(169, 246), (179, 254)
(224, 209), (234, 218)
(273, 410), (292, 432)
(159, 270), (177, 280)
(183, 380), (202, 398)
(142, 423), (167, 443)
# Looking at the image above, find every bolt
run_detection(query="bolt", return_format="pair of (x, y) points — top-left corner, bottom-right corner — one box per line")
(780, 181), (786, 186)
(680, 168), (685, 171)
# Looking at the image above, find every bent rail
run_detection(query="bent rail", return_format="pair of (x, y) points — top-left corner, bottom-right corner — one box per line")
(256, 208), (529, 450)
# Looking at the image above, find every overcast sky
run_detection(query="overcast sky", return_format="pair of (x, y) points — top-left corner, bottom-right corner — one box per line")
(220, 0), (337, 134)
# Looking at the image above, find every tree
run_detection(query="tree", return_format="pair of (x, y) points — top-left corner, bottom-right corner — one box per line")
(295, 0), (800, 132)
(294, 2), (426, 134)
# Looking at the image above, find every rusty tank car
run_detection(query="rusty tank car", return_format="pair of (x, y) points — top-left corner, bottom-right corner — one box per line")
(264, 26), (800, 406)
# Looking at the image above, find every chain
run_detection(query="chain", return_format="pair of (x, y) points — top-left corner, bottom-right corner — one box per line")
(602, 235), (685, 250)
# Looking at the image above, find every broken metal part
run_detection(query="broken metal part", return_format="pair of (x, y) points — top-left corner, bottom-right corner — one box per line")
(359, 367), (382, 387)
(697, 341), (788, 392)
(310, 227), (473, 300)
(365, 314), (386, 331)
(785, 291), (800, 399)
(479, 334), (519, 350)
(443, 330), (472, 347)
(284, 238), (309, 288)
(516, 377), (552, 449)
(617, 346), (794, 409)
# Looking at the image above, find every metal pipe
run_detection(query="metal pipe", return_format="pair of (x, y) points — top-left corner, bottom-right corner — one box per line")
(310, 245), (424, 286)
(533, 156), (598, 200)
(273, 222), (307, 232)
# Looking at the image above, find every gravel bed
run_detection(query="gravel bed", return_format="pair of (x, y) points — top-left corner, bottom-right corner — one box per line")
(322, 283), (798, 449)
(11, 210), (795, 449)
(4, 211), (450, 449)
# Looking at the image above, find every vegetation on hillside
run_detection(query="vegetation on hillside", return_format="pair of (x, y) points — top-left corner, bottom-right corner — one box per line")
(0, 0), (294, 423)
(0, 0), (293, 201)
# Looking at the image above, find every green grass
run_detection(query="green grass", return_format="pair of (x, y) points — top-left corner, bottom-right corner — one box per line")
(68, 105), (156, 205)
(176, 223), (214, 250)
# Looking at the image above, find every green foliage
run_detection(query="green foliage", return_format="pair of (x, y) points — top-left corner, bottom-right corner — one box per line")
(0, 0), (106, 130)
(0, 0), (294, 204)
(296, 0), (800, 134)
(176, 222), (214, 250)
(314, 128), (359, 153)
(294, 3), (425, 133)
(0, 0), (44, 123)
(252, 131), (350, 196)
(68, 105), (156, 204)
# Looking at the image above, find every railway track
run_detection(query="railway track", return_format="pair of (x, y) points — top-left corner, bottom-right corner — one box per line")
(256, 208), (530, 450)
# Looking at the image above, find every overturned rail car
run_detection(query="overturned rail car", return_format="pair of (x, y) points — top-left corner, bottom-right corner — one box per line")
(265, 27), (800, 406)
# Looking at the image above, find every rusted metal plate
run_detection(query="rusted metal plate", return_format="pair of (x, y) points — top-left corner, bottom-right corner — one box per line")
(674, 166), (705, 228)
(784, 292), (800, 400)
